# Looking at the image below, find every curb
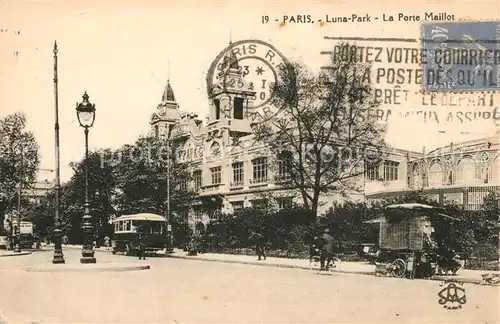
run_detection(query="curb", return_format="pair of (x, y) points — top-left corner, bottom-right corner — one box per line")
(165, 254), (491, 285)
(61, 245), (109, 252)
(432, 275), (482, 285)
(0, 252), (32, 258)
(24, 264), (151, 273)
(165, 254), (374, 276)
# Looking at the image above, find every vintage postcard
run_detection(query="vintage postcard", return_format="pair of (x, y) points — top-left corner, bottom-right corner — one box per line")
(0, 0), (499, 323)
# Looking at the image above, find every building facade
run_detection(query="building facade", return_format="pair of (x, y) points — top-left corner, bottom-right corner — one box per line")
(150, 52), (363, 229)
(365, 132), (500, 210)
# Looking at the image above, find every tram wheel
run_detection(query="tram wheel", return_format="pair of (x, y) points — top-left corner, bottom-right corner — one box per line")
(392, 258), (407, 278)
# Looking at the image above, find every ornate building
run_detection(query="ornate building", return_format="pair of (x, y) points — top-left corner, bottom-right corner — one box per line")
(150, 51), (363, 229)
(365, 132), (500, 210)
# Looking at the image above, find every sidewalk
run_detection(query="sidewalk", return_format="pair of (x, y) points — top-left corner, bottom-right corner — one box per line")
(58, 244), (499, 285)
(166, 250), (500, 285)
(0, 250), (32, 257)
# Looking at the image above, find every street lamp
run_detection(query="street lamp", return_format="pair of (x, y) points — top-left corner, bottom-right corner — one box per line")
(76, 92), (96, 264)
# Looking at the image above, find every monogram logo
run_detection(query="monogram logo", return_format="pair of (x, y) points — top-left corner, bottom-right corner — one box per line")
(437, 281), (467, 310)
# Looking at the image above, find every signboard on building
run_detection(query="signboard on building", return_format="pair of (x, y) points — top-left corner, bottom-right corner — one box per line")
(424, 194), (439, 203)
(443, 193), (464, 206)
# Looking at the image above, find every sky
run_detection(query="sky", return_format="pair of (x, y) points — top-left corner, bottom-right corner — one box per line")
(1, 0), (499, 183)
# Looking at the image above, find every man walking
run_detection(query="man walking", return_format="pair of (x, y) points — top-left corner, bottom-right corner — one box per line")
(318, 228), (335, 270)
(138, 233), (146, 260)
(251, 231), (266, 261)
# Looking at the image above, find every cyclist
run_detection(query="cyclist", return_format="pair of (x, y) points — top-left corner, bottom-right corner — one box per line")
(318, 228), (336, 270)
(309, 236), (321, 263)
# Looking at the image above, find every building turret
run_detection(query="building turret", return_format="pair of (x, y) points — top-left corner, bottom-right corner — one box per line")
(150, 79), (182, 138)
(208, 43), (255, 125)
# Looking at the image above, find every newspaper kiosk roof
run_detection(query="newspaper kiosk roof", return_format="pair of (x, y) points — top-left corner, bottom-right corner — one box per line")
(364, 203), (460, 223)
(112, 213), (167, 222)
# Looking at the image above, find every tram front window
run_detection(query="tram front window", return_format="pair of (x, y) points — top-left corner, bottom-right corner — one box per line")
(152, 223), (162, 234)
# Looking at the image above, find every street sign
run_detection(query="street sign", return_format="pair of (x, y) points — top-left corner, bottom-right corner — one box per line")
(167, 224), (172, 231)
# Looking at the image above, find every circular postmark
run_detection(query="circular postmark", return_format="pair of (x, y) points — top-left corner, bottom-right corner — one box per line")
(206, 39), (291, 123)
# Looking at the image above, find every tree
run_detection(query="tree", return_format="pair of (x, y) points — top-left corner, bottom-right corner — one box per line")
(252, 44), (386, 222)
(30, 135), (199, 243)
(479, 191), (500, 246)
(112, 136), (197, 223)
(320, 201), (379, 253)
(67, 150), (117, 240)
(0, 193), (8, 235)
(0, 113), (40, 231)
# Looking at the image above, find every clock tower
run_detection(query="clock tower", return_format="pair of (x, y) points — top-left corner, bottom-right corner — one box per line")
(150, 79), (181, 139)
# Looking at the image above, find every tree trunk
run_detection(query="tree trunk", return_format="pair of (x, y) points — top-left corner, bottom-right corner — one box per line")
(0, 210), (4, 232)
(0, 203), (6, 233)
(310, 203), (318, 225)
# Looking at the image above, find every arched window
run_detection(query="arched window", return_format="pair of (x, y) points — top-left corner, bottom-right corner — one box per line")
(412, 163), (421, 189)
(456, 156), (476, 184)
(486, 155), (498, 183)
(428, 161), (443, 187)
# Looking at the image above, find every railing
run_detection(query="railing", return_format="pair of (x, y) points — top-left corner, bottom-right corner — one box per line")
(200, 183), (223, 193)
(274, 175), (292, 184)
(230, 181), (244, 188)
(249, 177), (269, 186)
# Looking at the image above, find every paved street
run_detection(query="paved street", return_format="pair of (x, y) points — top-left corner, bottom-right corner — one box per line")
(0, 249), (498, 323)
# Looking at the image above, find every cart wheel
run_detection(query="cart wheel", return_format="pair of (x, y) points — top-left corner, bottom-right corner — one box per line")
(309, 256), (320, 271)
(392, 258), (407, 278)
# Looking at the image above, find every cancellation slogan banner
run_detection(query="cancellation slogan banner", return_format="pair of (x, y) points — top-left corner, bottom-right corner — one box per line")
(257, 1), (499, 144)
(322, 41), (499, 127)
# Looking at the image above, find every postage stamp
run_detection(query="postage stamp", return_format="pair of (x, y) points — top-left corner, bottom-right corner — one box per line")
(206, 39), (291, 123)
(421, 21), (500, 92)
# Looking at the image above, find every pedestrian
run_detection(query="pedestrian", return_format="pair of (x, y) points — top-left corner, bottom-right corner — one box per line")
(104, 236), (110, 251)
(138, 233), (146, 260)
(251, 231), (266, 261)
(62, 235), (68, 245)
(318, 228), (335, 270)
(187, 237), (198, 256)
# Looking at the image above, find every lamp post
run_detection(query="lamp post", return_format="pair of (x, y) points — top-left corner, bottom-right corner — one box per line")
(52, 41), (65, 263)
(166, 134), (172, 245)
(13, 145), (23, 253)
(76, 92), (96, 264)
(94, 189), (100, 248)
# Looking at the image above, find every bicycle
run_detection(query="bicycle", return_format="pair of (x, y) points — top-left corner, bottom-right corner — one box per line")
(309, 248), (341, 273)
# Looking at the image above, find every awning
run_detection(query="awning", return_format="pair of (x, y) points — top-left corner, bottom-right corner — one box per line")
(385, 203), (436, 210)
(112, 213), (167, 222)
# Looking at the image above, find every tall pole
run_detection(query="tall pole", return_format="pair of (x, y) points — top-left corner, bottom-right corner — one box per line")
(81, 127), (96, 263)
(167, 137), (170, 224)
(14, 146), (23, 253)
(52, 41), (65, 264)
(166, 135), (172, 246)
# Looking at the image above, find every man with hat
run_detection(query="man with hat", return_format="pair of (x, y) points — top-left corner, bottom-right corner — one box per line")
(318, 228), (336, 270)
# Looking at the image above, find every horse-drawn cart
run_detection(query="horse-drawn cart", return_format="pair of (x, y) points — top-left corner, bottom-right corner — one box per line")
(366, 203), (459, 279)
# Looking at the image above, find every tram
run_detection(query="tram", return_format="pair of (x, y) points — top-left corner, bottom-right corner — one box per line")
(111, 213), (172, 256)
